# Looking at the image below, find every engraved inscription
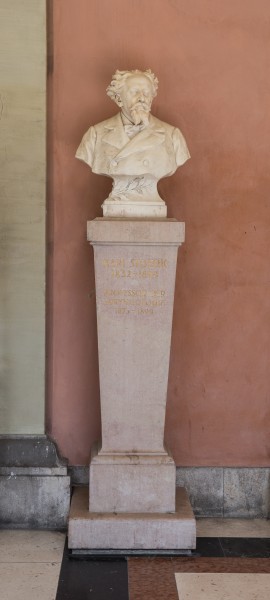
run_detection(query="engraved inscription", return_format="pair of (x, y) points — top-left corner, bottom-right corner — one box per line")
(99, 256), (169, 318)
(102, 257), (167, 281)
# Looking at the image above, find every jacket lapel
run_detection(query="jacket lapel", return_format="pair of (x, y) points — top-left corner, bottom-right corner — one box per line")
(102, 113), (130, 150)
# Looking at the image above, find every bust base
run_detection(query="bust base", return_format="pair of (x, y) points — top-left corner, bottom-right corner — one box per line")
(102, 198), (167, 218)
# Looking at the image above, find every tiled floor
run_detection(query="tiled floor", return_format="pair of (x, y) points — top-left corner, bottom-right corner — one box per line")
(0, 530), (65, 600)
(1, 520), (270, 599)
(175, 572), (270, 600)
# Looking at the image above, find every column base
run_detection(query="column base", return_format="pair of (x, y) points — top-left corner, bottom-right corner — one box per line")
(68, 487), (196, 550)
(0, 435), (70, 528)
(89, 442), (176, 513)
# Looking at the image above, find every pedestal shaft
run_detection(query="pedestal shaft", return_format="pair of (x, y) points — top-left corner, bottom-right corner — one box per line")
(89, 219), (184, 455)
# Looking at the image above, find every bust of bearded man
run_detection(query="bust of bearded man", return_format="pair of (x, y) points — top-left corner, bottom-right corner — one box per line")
(76, 69), (190, 217)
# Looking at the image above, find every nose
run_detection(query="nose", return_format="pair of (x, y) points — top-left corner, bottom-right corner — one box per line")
(137, 91), (145, 101)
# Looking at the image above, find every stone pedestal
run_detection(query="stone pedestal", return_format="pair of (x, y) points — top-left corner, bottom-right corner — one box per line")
(69, 487), (196, 551)
(68, 217), (196, 550)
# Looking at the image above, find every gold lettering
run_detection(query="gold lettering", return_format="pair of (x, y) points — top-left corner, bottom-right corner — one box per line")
(102, 284), (167, 317)
(130, 258), (167, 268)
(138, 308), (153, 315)
(102, 258), (125, 268)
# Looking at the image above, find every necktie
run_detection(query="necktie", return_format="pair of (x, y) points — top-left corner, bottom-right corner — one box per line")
(124, 123), (145, 139)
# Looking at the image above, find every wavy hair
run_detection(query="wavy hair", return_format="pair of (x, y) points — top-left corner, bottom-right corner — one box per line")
(106, 69), (158, 104)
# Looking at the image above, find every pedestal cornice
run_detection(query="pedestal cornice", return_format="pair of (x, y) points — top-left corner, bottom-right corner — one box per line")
(87, 217), (185, 245)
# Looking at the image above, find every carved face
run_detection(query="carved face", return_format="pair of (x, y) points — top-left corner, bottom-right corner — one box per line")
(118, 75), (154, 125)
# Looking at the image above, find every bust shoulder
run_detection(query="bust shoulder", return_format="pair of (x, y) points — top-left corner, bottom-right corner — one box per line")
(93, 112), (122, 133)
(149, 114), (176, 134)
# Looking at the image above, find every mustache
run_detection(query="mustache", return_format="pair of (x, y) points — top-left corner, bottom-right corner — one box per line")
(131, 100), (151, 111)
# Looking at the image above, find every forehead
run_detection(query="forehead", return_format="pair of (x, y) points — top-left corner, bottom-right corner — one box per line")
(124, 75), (153, 92)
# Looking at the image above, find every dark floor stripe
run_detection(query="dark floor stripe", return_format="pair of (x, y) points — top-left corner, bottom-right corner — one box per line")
(196, 537), (270, 558)
(56, 540), (129, 600)
(220, 537), (270, 558)
(196, 536), (225, 557)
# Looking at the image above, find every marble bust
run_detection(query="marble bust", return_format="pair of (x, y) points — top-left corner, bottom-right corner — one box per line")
(76, 69), (190, 217)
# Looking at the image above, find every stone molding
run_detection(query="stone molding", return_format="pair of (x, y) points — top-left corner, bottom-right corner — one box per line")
(70, 465), (270, 519)
(0, 435), (70, 529)
(0, 434), (68, 469)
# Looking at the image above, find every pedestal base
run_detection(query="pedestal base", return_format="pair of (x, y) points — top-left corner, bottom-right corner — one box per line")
(68, 487), (196, 550)
(89, 443), (176, 513)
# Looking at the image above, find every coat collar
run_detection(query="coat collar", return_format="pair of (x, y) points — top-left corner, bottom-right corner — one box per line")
(102, 113), (165, 157)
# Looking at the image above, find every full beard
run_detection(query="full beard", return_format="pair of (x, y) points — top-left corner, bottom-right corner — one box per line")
(130, 104), (150, 126)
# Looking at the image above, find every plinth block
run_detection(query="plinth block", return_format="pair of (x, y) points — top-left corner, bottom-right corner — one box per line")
(102, 199), (167, 219)
(68, 487), (196, 550)
(89, 443), (176, 513)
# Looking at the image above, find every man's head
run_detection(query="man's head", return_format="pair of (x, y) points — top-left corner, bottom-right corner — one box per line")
(107, 69), (158, 125)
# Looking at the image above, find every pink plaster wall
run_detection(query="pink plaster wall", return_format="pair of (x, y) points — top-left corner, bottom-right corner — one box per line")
(47, 0), (270, 466)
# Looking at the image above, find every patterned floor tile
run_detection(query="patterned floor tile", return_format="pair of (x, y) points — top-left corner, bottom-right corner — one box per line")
(175, 572), (270, 600)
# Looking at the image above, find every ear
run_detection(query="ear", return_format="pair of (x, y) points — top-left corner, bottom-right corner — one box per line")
(115, 94), (123, 108)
